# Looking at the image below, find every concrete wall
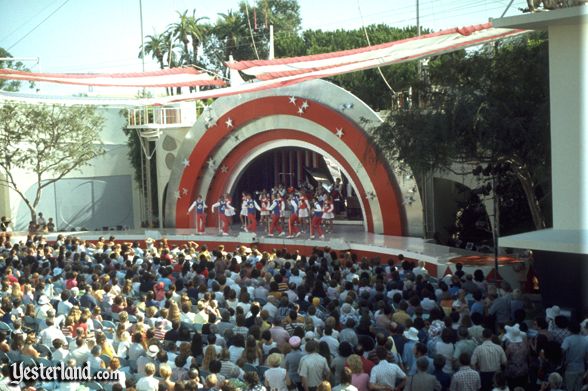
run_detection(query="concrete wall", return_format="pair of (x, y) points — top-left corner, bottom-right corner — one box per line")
(4, 107), (142, 231)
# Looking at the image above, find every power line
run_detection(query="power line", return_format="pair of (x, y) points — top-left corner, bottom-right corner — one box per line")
(8, 0), (71, 51)
(0, 1), (58, 44)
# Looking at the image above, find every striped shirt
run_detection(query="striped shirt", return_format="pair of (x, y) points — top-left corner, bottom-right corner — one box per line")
(471, 340), (507, 372)
(450, 366), (481, 391)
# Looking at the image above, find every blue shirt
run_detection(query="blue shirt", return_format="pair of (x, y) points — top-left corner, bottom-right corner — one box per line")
(562, 334), (588, 372)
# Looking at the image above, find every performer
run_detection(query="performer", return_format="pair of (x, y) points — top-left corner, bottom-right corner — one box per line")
(211, 194), (235, 236)
(267, 194), (285, 237)
(297, 194), (311, 233)
(286, 194), (301, 238)
(322, 196), (335, 233)
(310, 198), (325, 240)
(244, 193), (261, 233)
(259, 192), (270, 229)
(187, 194), (207, 234)
(239, 193), (248, 229)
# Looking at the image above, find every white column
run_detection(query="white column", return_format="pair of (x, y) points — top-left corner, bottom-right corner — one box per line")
(549, 21), (588, 230)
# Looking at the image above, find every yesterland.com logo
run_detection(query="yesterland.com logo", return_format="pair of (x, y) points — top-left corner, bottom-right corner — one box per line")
(9, 362), (111, 385)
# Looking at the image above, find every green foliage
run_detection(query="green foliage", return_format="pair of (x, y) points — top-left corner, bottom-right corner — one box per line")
(0, 103), (105, 220)
(0, 48), (34, 92)
(374, 33), (551, 234)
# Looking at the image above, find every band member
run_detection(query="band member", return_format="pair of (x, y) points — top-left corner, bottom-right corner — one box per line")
(187, 194), (207, 234)
(267, 194), (285, 237)
(286, 194), (301, 238)
(297, 194), (310, 233)
(211, 194), (235, 236)
(244, 193), (261, 233)
(322, 196), (335, 233)
(310, 198), (325, 240)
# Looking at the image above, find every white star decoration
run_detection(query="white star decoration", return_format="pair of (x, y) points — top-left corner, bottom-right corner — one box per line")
(366, 191), (376, 200)
(182, 158), (190, 168)
(335, 128), (344, 138)
(220, 165), (228, 173)
(225, 118), (233, 129)
(207, 158), (216, 169)
(297, 107), (305, 115)
(301, 100), (309, 110)
(182, 188), (188, 196)
(174, 191), (181, 200)
(288, 96), (297, 105)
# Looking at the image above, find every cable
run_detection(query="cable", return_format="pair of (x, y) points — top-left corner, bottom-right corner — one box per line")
(357, 0), (396, 96)
(8, 0), (71, 50)
(0, 1), (57, 44)
(244, 1), (260, 60)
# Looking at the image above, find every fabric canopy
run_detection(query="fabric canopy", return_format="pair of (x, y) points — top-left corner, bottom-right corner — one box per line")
(0, 22), (528, 107)
(0, 67), (225, 88)
(227, 22), (526, 81)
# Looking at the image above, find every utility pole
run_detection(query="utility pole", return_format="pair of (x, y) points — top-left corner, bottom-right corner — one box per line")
(139, 0), (153, 227)
(269, 25), (275, 60)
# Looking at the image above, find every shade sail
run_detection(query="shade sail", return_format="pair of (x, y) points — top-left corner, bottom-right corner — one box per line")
(0, 22), (528, 107)
(227, 23), (527, 81)
(0, 67), (225, 88)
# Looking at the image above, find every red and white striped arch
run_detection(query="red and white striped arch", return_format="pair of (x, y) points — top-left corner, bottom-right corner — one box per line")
(165, 80), (407, 236)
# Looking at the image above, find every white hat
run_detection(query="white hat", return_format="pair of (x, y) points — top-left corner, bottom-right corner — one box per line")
(304, 331), (316, 340)
(403, 327), (419, 341)
(146, 345), (160, 357)
(505, 324), (524, 343)
(38, 295), (50, 305)
(546, 305), (560, 320)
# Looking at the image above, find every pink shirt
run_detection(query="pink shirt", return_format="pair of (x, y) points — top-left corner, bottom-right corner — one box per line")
(352, 373), (370, 391)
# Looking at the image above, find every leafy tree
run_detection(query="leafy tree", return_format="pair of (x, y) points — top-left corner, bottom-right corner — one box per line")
(0, 48), (34, 92)
(373, 33), (551, 238)
(0, 103), (105, 222)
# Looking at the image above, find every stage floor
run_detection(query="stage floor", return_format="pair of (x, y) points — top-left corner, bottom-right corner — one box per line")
(10, 224), (526, 285)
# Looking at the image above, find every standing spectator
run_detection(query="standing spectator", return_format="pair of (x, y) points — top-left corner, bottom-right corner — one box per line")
(503, 324), (529, 389)
(298, 340), (331, 391)
(369, 346), (407, 390)
(471, 329), (507, 391)
(561, 321), (588, 391)
(404, 357), (441, 391)
(264, 353), (290, 391)
(346, 354), (369, 391)
(284, 336), (304, 390)
(450, 352), (481, 391)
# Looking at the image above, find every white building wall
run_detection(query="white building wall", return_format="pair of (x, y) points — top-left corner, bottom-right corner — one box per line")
(3, 107), (142, 231)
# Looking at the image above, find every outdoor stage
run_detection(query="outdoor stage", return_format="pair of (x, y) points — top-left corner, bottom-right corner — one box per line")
(33, 224), (528, 288)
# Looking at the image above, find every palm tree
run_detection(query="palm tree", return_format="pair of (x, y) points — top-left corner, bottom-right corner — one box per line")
(187, 10), (209, 65)
(139, 33), (166, 69)
(215, 10), (246, 60)
(170, 10), (193, 65)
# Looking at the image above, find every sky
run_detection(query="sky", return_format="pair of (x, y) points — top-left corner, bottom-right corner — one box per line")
(0, 0), (528, 96)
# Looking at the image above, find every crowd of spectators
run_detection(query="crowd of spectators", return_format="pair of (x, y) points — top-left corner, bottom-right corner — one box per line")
(0, 231), (586, 391)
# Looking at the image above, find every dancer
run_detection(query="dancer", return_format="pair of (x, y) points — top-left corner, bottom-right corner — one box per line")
(211, 194), (235, 236)
(322, 196), (335, 233)
(310, 198), (325, 240)
(286, 194), (301, 238)
(244, 193), (261, 233)
(239, 193), (248, 229)
(259, 192), (270, 230)
(187, 194), (207, 235)
(297, 194), (310, 234)
(267, 194), (285, 237)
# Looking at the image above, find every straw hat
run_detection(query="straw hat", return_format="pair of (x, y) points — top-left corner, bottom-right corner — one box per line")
(403, 327), (419, 341)
(146, 345), (160, 358)
(505, 324), (524, 343)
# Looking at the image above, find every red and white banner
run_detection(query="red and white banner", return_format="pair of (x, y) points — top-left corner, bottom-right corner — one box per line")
(0, 67), (225, 88)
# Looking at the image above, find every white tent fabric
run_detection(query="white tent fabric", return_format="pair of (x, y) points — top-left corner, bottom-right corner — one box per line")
(0, 67), (225, 88)
(226, 23), (527, 81)
(0, 22), (528, 107)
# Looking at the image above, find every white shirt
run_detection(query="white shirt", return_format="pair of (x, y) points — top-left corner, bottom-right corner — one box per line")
(370, 360), (406, 388)
(38, 325), (66, 346)
(136, 375), (160, 391)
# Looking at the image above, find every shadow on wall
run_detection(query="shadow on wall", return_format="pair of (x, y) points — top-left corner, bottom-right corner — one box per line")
(15, 175), (134, 231)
